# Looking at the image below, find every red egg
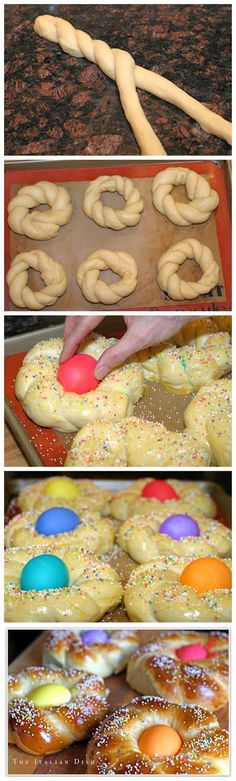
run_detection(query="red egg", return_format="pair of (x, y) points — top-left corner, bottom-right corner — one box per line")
(141, 480), (179, 501)
(139, 725), (182, 758)
(180, 557), (232, 595)
(57, 354), (99, 394)
(176, 643), (208, 662)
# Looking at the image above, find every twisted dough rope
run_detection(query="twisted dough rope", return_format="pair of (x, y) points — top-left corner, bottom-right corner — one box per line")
(7, 250), (67, 309)
(33, 15), (232, 155)
(152, 168), (219, 226)
(7, 181), (73, 240)
(157, 238), (219, 300)
(83, 175), (144, 229)
(77, 249), (138, 304)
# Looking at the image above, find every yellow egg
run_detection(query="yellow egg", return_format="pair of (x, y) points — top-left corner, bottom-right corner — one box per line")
(44, 477), (78, 500)
(29, 683), (71, 707)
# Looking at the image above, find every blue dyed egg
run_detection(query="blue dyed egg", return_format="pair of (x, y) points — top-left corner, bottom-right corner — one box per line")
(20, 553), (69, 592)
(80, 630), (109, 645)
(159, 514), (200, 541)
(35, 507), (80, 536)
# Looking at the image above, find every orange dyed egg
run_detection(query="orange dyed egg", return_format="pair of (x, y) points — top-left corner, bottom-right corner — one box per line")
(180, 557), (232, 595)
(138, 725), (182, 758)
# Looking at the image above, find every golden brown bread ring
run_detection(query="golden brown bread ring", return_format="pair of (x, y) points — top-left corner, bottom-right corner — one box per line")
(86, 695), (229, 774)
(8, 666), (108, 755)
(126, 638), (228, 710)
(43, 629), (139, 678)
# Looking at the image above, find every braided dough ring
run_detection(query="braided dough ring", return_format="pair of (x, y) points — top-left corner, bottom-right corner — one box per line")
(4, 508), (114, 554)
(118, 508), (231, 563)
(139, 330), (231, 393)
(126, 636), (228, 710)
(157, 239), (219, 300)
(8, 666), (108, 755)
(43, 629), (139, 678)
(124, 556), (232, 622)
(5, 546), (122, 622)
(77, 249), (137, 304)
(86, 695), (229, 775)
(184, 379), (232, 466)
(7, 250), (67, 310)
(15, 335), (144, 432)
(65, 417), (210, 467)
(110, 479), (216, 522)
(34, 15), (232, 155)
(152, 168), (219, 226)
(7, 181), (73, 240)
(83, 175), (144, 229)
(17, 477), (112, 514)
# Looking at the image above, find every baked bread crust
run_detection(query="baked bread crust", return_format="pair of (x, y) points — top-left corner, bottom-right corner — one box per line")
(86, 695), (229, 775)
(43, 629), (139, 678)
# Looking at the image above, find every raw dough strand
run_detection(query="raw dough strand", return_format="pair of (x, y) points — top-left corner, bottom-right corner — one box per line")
(34, 15), (232, 154)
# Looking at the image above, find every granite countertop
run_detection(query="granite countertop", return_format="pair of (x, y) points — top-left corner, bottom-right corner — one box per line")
(5, 4), (231, 156)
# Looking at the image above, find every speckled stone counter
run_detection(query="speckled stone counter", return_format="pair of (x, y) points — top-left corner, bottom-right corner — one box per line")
(5, 4), (231, 156)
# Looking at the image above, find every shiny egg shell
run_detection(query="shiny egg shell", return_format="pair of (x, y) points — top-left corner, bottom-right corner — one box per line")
(57, 354), (99, 394)
(180, 557), (232, 594)
(20, 553), (69, 592)
(142, 480), (179, 501)
(159, 514), (200, 540)
(138, 725), (182, 758)
(35, 507), (80, 536)
(80, 630), (109, 645)
(29, 683), (71, 708)
(44, 477), (78, 500)
(176, 643), (208, 662)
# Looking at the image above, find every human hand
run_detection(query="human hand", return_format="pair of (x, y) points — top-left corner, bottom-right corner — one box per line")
(60, 315), (192, 379)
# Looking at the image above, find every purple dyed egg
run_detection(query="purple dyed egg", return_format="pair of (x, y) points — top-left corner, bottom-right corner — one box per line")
(80, 630), (109, 645)
(159, 514), (200, 540)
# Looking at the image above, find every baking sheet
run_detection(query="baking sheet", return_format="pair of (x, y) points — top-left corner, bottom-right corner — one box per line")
(8, 630), (229, 775)
(5, 162), (232, 312)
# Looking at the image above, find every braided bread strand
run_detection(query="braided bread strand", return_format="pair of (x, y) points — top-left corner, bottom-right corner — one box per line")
(157, 239), (219, 300)
(152, 168), (219, 226)
(34, 15), (232, 155)
(7, 250), (67, 309)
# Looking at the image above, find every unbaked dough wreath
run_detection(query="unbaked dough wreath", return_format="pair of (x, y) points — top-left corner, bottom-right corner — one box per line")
(184, 379), (232, 466)
(34, 15), (232, 155)
(126, 636), (228, 710)
(43, 629), (139, 678)
(124, 556), (232, 622)
(118, 509), (231, 562)
(65, 417), (211, 467)
(8, 666), (108, 755)
(7, 250), (67, 310)
(5, 546), (122, 622)
(110, 479), (217, 522)
(15, 335), (144, 432)
(152, 168), (219, 226)
(7, 181), (73, 240)
(83, 175), (144, 229)
(86, 695), (229, 775)
(17, 477), (112, 514)
(157, 239), (219, 301)
(4, 508), (114, 554)
(77, 250), (137, 304)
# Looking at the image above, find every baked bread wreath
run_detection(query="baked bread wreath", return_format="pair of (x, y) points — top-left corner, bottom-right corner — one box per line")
(5, 546), (122, 622)
(4, 508), (114, 554)
(86, 695), (229, 775)
(8, 666), (108, 755)
(65, 417), (210, 466)
(15, 335), (144, 432)
(43, 629), (139, 678)
(124, 556), (232, 622)
(118, 509), (231, 563)
(126, 633), (228, 710)
(109, 478), (217, 521)
(16, 476), (112, 515)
